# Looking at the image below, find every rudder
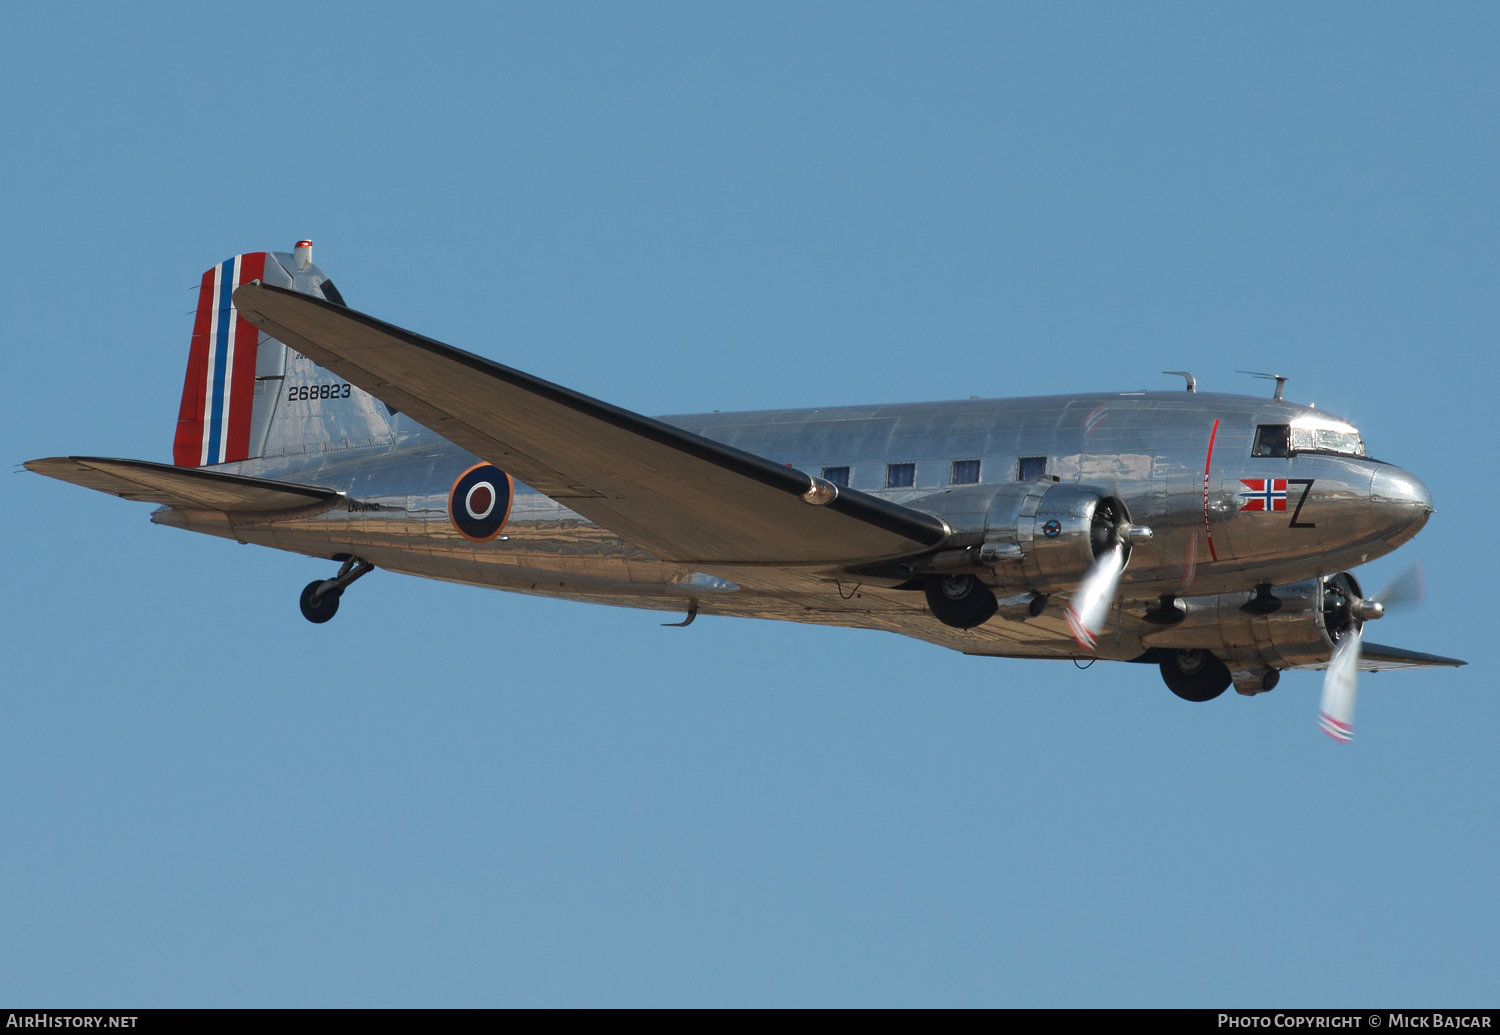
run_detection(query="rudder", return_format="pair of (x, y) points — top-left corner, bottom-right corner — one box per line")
(174, 252), (267, 466)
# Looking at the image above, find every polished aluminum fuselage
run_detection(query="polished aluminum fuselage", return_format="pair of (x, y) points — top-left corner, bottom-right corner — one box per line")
(155, 390), (1431, 663)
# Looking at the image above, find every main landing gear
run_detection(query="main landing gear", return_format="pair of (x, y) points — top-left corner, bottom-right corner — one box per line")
(924, 574), (999, 629)
(299, 555), (373, 624)
(1157, 648), (1233, 702)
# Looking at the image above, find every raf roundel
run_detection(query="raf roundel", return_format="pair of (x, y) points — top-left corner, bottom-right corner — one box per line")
(448, 463), (514, 542)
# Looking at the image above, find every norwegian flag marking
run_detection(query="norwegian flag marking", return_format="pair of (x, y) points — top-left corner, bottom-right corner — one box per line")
(1239, 478), (1287, 512)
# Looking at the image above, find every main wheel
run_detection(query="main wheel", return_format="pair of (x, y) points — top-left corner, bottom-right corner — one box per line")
(1158, 648), (1231, 702)
(924, 574), (998, 629)
(299, 580), (341, 624)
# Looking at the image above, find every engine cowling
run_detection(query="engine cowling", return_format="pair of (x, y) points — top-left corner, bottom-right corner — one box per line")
(1019, 484), (1133, 594)
(895, 482), (1135, 597)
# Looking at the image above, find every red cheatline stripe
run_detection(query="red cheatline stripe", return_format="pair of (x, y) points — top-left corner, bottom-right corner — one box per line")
(1203, 419), (1220, 562)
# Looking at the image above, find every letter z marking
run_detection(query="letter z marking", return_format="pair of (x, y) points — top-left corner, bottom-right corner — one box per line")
(1288, 479), (1316, 529)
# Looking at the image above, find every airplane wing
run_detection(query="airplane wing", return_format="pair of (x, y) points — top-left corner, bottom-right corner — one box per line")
(1356, 642), (1467, 672)
(24, 456), (341, 513)
(1289, 639), (1467, 672)
(232, 282), (950, 565)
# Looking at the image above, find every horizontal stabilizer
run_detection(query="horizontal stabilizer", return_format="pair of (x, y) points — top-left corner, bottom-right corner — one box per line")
(231, 281), (951, 565)
(25, 456), (340, 513)
(1356, 641), (1466, 671)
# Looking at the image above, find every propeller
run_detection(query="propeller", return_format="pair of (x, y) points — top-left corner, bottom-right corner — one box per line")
(1317, 626), (1361, 742)
(1066, 543), (1126, 652)
(1374, 561), (1427, 611)
(1316, 560), (1426, 743)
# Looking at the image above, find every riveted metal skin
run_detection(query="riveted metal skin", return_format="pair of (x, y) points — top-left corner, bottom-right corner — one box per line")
(28, 268), (1449, 677)
(125, 388), (1439, 669)
(127, 386), (1439, 666)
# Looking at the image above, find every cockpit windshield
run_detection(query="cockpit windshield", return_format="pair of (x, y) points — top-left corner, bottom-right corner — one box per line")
(1253, 416), (1365, 458)
(1291, 416), (1364, 456)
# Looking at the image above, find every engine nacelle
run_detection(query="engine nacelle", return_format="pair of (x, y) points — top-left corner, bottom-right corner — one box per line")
(900, 482), (1133, 595)
(1019, 484), (1132, 594)
(1141, 571), (1365, 670)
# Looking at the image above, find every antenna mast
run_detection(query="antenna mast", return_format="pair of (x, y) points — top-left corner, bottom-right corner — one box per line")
(1162, 371), (1197, 393)
(1236, 370), (1288, 401)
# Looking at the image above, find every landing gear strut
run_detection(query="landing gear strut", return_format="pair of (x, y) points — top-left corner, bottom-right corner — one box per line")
(1158, 648), (1232, 702)
(299, 556), (373, 624)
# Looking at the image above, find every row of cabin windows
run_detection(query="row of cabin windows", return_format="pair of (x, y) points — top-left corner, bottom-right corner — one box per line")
(818, 457), (1049, 490)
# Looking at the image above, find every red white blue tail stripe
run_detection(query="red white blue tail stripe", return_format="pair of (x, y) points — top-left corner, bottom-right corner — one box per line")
(174, 253), (266, 466)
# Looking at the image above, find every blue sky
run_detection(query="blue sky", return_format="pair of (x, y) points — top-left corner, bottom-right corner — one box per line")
(1, 2), (1495, 1006)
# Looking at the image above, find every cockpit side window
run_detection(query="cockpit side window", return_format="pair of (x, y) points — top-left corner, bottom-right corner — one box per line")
(1252, 425), (1290, 458)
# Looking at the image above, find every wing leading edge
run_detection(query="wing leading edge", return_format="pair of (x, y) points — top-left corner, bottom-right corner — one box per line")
(231, 282), (950, 565)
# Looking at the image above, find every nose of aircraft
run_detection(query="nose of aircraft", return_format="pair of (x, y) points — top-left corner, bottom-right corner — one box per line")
(1370, 465), (1433, 547)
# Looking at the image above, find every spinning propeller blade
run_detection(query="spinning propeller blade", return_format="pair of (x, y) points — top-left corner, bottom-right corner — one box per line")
(1066, 544), (1126, 651)
(1316, 560), (1425, 743)
(1375, 559), (1426, 611)
(1318, 627), (1361, 742)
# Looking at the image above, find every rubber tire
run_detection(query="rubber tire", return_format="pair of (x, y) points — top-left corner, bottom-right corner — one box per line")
(299, 580), (341, 624)
(1158, 648), (1232, 702)
(925, 575), (999, 629)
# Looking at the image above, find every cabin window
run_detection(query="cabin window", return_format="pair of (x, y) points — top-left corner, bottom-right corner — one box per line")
(1252, 425), (1290, 458)
(821, 466), (850, 487)
(886, 463), (915, 488)
(1018, 456), (1047, 481)
(951, 459), (981, 484)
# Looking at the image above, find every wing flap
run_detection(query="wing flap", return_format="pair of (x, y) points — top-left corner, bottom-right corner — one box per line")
(25, 456), (341, 513)
(232, 282), (949, 564)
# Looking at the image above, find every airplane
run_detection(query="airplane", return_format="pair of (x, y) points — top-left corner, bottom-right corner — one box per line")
(26, 242), (1463, 742)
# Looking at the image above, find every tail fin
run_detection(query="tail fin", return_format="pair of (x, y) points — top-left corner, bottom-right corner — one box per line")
(172, 243), (391, 467)
(173, 252), (268, 465)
